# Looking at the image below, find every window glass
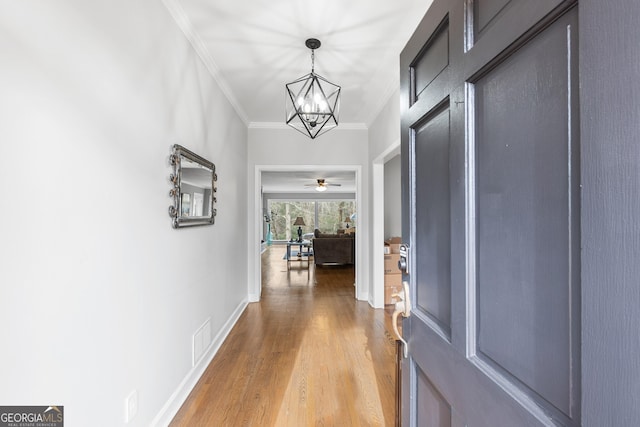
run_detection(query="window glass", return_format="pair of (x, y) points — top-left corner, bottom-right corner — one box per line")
(317, 201), (356, 233)
(267, 200), (356, 240)
(268, 201), (314, 240)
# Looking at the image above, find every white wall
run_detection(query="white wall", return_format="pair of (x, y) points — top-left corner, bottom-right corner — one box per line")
(384, 155), (402, 239)
(0, 1), (248, 425)
(369, 89), (401, 161)
(368, 89), (401, 307)
(247, 126), (369, 301)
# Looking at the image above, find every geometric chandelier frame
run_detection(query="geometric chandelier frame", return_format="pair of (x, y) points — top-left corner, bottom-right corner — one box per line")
(285, 38), (341, 139)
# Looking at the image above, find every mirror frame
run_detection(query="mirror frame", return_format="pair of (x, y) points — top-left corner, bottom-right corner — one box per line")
(168, 144), (217, 228)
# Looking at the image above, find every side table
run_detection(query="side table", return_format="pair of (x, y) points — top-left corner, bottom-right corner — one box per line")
(286, 240), (312, 270)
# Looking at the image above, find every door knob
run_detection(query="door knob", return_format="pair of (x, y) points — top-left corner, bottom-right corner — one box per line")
(392, 281), (411, 358)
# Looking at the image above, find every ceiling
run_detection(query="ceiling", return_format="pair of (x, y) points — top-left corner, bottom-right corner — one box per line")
(170, 0), (433, 126)
(262, 170), (356, 194)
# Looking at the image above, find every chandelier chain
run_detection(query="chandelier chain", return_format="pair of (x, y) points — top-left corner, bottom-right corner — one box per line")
(311, 49), (315, 74)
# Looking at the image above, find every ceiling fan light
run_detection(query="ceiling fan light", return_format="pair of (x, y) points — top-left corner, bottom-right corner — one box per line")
(315, 185), (327, 192)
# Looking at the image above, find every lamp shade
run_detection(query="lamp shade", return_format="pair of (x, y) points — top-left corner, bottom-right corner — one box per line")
(293, 217), (306, 226)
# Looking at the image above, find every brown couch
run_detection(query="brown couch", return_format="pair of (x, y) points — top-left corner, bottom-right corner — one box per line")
(312, 229), (355, 265)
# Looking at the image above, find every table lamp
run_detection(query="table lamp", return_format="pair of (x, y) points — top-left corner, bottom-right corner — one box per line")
(293, 217), (306, 242)
(345, 216), (352, 228)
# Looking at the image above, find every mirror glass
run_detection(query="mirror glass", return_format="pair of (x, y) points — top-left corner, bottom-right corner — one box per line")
(169, 145), (217, 228)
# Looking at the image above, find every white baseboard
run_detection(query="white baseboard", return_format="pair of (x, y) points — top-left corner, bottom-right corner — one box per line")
(151, 299), (248, 426)
(357, 290), (369, 303)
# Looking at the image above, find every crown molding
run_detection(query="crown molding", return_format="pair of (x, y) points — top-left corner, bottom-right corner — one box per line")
(162, 0), (250, 126)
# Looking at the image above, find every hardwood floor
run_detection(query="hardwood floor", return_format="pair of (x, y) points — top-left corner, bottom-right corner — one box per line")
(170, 246), (398, 426)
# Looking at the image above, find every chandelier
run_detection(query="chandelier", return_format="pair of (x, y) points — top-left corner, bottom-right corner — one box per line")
(285, 38), (341, 139)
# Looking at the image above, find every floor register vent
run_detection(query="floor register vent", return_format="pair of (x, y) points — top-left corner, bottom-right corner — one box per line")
(192, 318), (212, 367)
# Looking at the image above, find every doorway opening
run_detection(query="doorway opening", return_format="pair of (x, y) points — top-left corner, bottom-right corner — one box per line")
(252, 165), (363, 301)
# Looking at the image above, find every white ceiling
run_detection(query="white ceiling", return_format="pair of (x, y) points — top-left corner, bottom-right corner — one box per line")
(262, 170), (356, 193)
(169, 0), (433, 126)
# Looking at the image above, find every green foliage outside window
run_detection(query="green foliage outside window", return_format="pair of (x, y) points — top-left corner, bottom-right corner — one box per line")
(268, 200), (356, 240)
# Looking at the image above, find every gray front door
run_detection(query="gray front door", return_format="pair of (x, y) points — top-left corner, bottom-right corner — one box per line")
(400, 0), (580, 425)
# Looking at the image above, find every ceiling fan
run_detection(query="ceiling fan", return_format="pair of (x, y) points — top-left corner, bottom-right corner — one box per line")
(305, 178), (341, 192)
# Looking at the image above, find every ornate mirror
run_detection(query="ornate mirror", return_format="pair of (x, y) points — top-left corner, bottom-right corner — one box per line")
(168, 144), (217, 228)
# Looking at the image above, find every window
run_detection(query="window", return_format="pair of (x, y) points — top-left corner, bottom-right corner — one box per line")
(268, 200), (356, 240)
(317, 201), (355, 233)
(269, 201), (314, 241)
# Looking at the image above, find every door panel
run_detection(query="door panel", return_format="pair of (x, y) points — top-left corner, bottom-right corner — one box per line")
(414, 18), (450, 103)
(474, 0), (512, 35)
(473, 9), (579, 417)
(400, 0), (580, 425)
(402, 0), (462, 129)
(415, 105), (452, 337)
(416, 366), (452, 427)
(465, 0), (567, 70)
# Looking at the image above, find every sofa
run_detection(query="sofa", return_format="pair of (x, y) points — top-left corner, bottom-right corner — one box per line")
(312, 229), (355, 265)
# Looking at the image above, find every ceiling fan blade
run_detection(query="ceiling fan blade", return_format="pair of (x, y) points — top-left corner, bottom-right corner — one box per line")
(302, 178), (342, 189)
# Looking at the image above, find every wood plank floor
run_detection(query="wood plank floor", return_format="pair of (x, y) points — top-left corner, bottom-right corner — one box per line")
(170, 246), (398, 426)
